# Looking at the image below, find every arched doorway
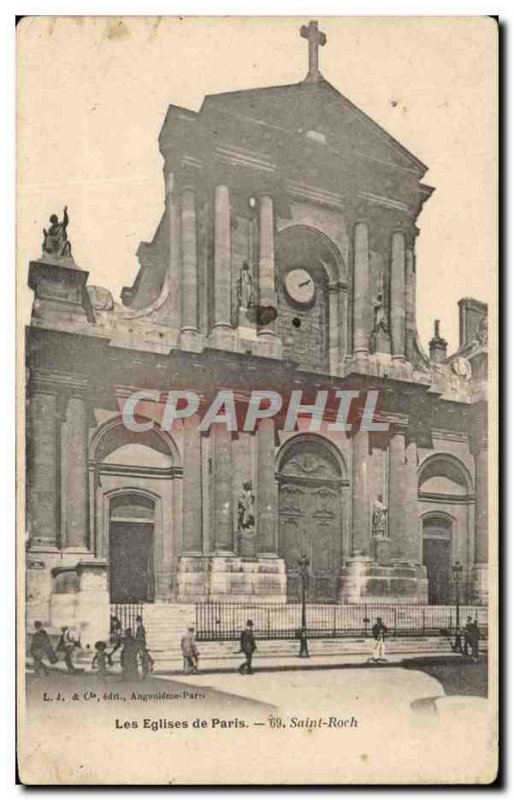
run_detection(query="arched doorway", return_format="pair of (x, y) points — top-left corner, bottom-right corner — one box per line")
(109, 492), (155, 604)
(278, 436), (344, 601)
(418, 452), (474, 604)
(90, 417), (179, 602)
(422, 515), (453, 604)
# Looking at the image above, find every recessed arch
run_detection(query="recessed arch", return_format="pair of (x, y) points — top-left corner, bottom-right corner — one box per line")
(418, 452), (473, 496)
(276, 432), (348, 482)
(275, 224), (346, 285)
(89, 415), (180, 466)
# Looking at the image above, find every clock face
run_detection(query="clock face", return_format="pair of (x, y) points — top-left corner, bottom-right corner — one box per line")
(284, 268), (316, 306)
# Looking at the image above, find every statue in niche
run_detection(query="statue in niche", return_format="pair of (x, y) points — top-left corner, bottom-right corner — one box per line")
(371, 493), (389, 539)
(42, 206), (73, 259)
(236, 262), (255, 309)
(237, 481), (255, 530)
(237, 481), (256, 558)
(372, 293), (389, 335)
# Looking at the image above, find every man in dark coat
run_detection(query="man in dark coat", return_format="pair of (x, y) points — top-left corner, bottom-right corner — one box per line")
(371, 617), (388, 662)
(238, 620), (257, 675)
(464, 617), (480, 661)
(135, 615), (154, 677)
(30, 621), (55, 677)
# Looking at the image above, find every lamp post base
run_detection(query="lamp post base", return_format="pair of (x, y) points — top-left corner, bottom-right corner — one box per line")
(298, 630), (310, 658)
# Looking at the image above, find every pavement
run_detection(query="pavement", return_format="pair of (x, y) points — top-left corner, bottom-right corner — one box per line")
(28, 644), (483, 679)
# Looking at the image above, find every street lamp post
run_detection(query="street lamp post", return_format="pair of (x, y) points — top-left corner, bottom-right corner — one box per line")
(298, 554), (310, 658)
(452, 561), (464, 653)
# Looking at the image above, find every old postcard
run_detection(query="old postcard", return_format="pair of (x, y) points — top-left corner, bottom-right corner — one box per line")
(17, 16), (498, 784)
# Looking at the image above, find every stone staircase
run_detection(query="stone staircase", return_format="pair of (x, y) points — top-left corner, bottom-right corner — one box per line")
(141, 603), (456, 668)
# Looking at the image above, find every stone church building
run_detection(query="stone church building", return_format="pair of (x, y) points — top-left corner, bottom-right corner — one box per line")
(25, 22), (488, 646)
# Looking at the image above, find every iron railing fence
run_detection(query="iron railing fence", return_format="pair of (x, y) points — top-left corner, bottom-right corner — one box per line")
(110, 603), (144, 641)
(195, 602), (488, 642)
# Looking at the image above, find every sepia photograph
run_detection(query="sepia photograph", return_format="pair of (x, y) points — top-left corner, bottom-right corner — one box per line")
(16, 15), (498, 785)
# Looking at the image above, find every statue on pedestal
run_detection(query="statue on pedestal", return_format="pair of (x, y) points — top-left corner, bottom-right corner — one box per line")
(237, 481), (255, 530)
(236, 262), (255, 310)
(372, 294), (389, 335)
(371, 494), (389, 539)
(237, 481), (256, 557)
(42, 206), (73, 259)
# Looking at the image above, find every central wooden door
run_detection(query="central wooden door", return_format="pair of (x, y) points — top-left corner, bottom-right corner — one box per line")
(278, 440), (342, 602)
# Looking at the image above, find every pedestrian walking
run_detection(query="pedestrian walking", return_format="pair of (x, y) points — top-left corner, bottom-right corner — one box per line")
(56, 626), (82, 674)
(117, 628), (140, 681)
(92, 641), (111, 677)
(464, 617), (480, 661)
(109, 615), (122, 645)
(30, 621), (56, 677)
(135, 615), (154, 677)
(180, 626), (199, 674)
(370, 617), (388, 662)
(238, 619), (257, 674)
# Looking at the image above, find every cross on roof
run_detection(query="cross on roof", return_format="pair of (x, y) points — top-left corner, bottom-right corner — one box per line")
(300, 20), (327, 82)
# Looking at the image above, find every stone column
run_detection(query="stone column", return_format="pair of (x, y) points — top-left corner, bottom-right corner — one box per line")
(390, 230), (406, 360)
(474, 437), (488, 565)
(211, 423), (234, 553)
(473, 434), (488, 603)
(405, 245), (416, 362)
(258, 194), (276, 341)
(65, 395), (89, 550)
(180, 186), (199, 337)
(28, 392), (59, 548)
(182, 414), (202, 554)
(256, 418), (278, 556)
(166, 172), (182, 331)
(389, 429), (407, 559)
(403, 438), (421, 563)
(353, 221), (370, 356)
(351, 429), (370, 555)
(212, 184), (232, 336)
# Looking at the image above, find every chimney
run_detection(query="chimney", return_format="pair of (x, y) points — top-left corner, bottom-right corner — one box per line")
(458, 298), (488, 348)
(429, 319), (448, 363)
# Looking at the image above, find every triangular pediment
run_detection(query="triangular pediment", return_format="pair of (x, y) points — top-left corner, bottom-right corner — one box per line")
(200, 79), (426, 175)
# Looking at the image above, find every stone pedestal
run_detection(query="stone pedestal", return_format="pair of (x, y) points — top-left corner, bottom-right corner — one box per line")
(371, 331), (391, 354)
(340, 554), (428, 603)
(49, 560), (109, 649)
(237, 528), (258, 558)
(75, 560), (110, 648)
(29, 259), (94, 324)
(208, 556), (287, 602)
(373, 537), (390, 566)
(176, 556), (210, 602)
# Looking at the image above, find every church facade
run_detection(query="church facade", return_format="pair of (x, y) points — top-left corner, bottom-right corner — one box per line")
(25, 23), (488, 647)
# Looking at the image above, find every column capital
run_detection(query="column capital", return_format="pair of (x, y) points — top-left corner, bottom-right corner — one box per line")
(28, 369), (88, 398)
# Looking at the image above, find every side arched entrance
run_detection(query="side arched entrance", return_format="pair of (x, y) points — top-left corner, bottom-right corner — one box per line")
(109, 492), (155, 603)
(418, 452), (474, 604)
(277, 436), (345, 602)
(89, 418), (179, 603)
(422, 514), (453, 605)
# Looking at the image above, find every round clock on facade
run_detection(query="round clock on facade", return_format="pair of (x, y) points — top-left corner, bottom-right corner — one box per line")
(284, 268), (316, 305)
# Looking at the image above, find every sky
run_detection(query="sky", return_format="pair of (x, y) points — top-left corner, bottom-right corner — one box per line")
(17, 16), (497, 352)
